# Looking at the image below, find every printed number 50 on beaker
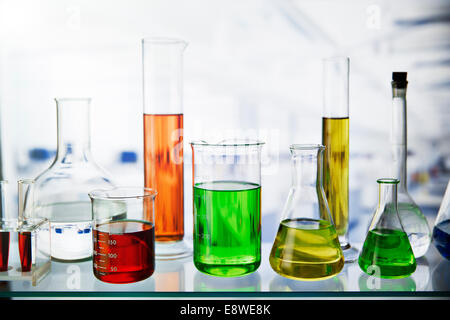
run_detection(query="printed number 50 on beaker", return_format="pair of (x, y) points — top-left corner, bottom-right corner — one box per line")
(89, 187), (157, 284)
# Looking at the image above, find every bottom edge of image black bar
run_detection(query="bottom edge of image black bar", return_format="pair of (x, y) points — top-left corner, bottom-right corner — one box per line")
(1, 299), (448, 318)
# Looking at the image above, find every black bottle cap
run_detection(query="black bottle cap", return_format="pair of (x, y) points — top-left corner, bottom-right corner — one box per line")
(392, 72), (408, 88)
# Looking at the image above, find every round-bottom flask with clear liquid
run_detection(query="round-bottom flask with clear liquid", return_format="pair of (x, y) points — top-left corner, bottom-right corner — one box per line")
(269, 144), (344, 281)
(33, 98), (115, 261)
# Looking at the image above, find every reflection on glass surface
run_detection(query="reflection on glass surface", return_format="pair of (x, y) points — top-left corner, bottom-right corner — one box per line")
(154, 257), (188, 291)
(432, 260), (450, 291)
(410, 257), (430, 291)
(358, 274), (416, 292)
(49, 260), (96, 291)
(194, 271), (261, 292)
(93, 273), (155, 292)
(269, 268), (346, 292)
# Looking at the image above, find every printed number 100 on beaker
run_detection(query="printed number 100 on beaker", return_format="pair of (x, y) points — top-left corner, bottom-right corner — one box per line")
(89, 187), (157, 284)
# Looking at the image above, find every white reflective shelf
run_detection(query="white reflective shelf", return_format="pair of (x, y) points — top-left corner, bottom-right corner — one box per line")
(1, 241), (448, 298)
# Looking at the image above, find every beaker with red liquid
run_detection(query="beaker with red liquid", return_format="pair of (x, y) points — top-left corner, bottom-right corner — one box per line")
(89, 187), (157, 284)
(142, 37), (191, 259)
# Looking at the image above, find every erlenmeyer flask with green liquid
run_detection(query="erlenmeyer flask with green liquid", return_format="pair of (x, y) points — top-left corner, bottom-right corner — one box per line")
(359, 178), (416, 278)
(269, 144), (344, 280)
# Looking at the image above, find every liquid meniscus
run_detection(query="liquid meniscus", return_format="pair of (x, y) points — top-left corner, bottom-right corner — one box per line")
(322, 117), (349, 236)
(358, 228), (416, 278)
(193, 181), (261, 277)
(432, 220), (450, 260)
(93, 220), (155, 284)
(269, 218), (344, 281)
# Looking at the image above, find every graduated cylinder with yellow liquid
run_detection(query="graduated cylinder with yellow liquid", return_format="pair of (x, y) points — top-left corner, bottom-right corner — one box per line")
(269, 144), (344, 280)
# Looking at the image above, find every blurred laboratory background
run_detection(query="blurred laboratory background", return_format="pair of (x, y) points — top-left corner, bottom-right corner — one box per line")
(0, 0), (449, 244)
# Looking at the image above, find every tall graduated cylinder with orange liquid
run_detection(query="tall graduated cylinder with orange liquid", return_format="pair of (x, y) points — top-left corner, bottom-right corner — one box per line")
(142, 37), (191, 259)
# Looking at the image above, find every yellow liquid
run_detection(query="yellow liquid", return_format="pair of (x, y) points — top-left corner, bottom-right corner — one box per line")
(322, 117), (349, 236)
(269, 218), (344, 280)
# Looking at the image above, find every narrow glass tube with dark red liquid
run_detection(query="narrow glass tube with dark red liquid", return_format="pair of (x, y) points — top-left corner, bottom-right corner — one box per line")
(0, 231), (9, 272)
(18, 231), (32, 272)
(142, 38), (191, 259)
(0, 181), (10, 272)
(17, 180), (36, 272)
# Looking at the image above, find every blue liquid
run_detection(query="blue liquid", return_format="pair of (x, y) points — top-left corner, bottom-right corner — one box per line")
(432, 220), (450, 260)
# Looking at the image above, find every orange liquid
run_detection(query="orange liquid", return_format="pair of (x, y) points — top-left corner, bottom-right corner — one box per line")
(144, 114), (184, 242)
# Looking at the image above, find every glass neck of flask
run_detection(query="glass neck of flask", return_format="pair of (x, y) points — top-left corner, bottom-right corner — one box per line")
(377, 179), (399, 214)
(291, 147), (323, 189)
(390, 84), (408, 192)
(55, 98), (92, 162)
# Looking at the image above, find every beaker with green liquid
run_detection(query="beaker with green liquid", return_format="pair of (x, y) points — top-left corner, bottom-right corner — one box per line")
(190, 139), (264, 277)
(358, 178), (416, 278)
(269, 144), (344, 281)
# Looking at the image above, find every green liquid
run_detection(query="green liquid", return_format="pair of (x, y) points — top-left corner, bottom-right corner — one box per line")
(193, 181), (261, 277)
(269, 218), (344, 281)
(358, 228), (416, 279)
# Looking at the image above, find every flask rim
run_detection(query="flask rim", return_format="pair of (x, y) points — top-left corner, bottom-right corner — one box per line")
(190, 139), (265, 147)
(377, 178), (400, 184)
(54, 97), (92, 103)
(18, 179), (34, 185)
(142, 37), (188, 47)
(290, 144), (325, 151)
(322, 56), (350, 63)
(89, 187), (157, 200)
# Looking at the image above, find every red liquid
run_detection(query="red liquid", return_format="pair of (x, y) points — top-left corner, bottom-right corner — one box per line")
(143, 113), (184, 242)
(0, 232), (9, 271)
(93, 220), (155, 284)
(19, 232), (32, 272)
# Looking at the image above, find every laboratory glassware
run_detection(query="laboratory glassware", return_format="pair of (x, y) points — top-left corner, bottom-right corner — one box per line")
(33, 98), (115, 261)
(390, 72), (431, 258)
(142, 37), (191, 259)
(0, 181), (10, 272)
(432, 179), (450, 260)
(0, 180), (51, 286)
(359, 178), (416, 278)
(190, 139), (264, 277)
(269, 144), (344, 280)
(89, 187), (157, 284)
(321, 56), (358, 262)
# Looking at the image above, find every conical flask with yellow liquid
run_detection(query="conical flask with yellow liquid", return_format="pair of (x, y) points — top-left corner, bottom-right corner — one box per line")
(269, 144), (344, 280)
